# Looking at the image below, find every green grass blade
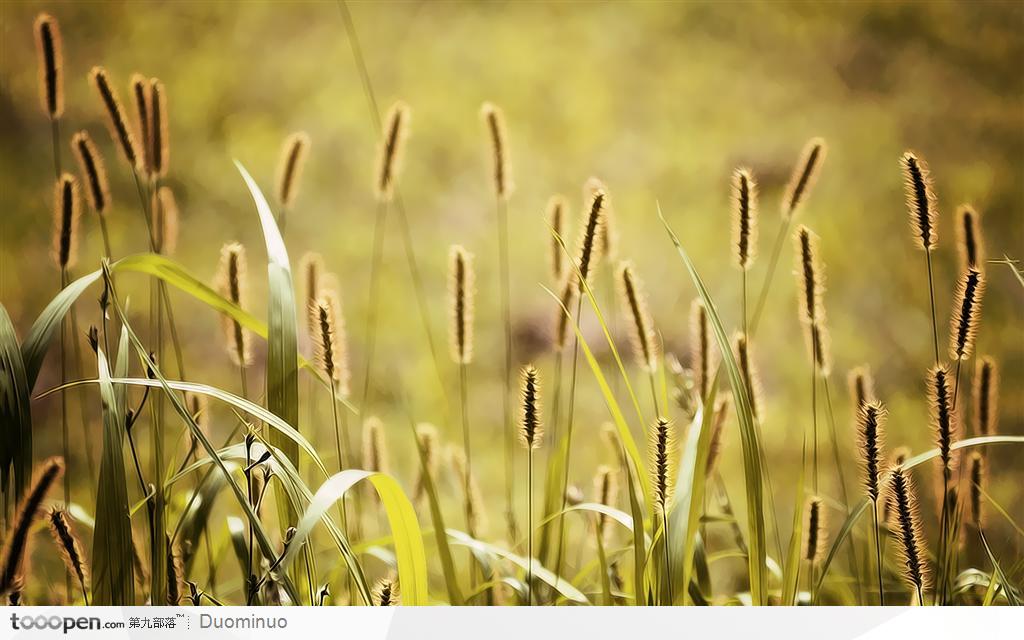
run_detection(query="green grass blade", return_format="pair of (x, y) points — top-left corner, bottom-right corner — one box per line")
(91, 339), (136, 605)
(979, 529), (1020, 606)
(782, 438), (808, 605)
(659, 205), (767, 605)
(0, 303), (33, 500)
(278, 470), (429, 605)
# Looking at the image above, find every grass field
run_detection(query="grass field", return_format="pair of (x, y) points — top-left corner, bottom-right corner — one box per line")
(0, 1), (1021, 606)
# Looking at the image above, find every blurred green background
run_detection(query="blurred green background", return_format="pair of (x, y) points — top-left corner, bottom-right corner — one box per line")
(1, 0), (1022, 588)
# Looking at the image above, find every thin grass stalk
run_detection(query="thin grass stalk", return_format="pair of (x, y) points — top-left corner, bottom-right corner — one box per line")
(497, 195), (517, 543)
(358, 200), (387, 415)
(553, 293), (584, 587)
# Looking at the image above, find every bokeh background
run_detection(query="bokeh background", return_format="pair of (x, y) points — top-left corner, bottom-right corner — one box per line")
(1, 0), (1022, 593)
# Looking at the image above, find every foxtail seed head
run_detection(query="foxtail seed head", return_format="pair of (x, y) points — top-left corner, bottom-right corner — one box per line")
(848, 365), (876, 410)
(900, 151), (938, 251)
(802, 495), (826, 562)
(968, 452), (985, 528)
(732, 168), (758, 270)
(90, 67), (140, 169)
(481, 102), (512, 199)
(0, 457), (64, 595)
(34, 13), (63, 119)
(52, 173), (79, 269)
(311, 291), (350, 396)
(217, 243), (251, 367)
(648, 417), (676, 516)
(617, 261), (657, 371)
(972, 356), (998, 437)
(690, 299), (715, 402)
(887, 465), (931, 597)
(956, 205), (985, 273)
(47, 508), (88, 591)
(71, 131), (110, 215)
(782, 137), (826, 220)
(857, 401), (887, 502)
(149, 78), (168, 178)
(276, 132), (310, 210)
(949, 268), (984, 362)
(547, 195), (568, 282)
(928, 365), (959, 474)
(363, 416), (387, 474)
(376, 102), (409, 202)
(519, 365), (543, 449)
(733, 332), (762, 421)
(373, 576), (399, 606)
(448, 245), (475, 365)
(130, 74), (151, 174)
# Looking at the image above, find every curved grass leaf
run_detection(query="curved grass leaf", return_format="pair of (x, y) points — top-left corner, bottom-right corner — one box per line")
(659, 205), (767, 605)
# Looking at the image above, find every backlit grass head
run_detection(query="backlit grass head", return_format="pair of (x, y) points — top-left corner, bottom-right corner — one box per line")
(217, 242), (251, 367)
(518, 365), (543, 449)
(956, 204), (985, 273)
(782, 137), (826, 219)
(481, 101), (512, 200)
(731, 167), (758, 270)
(887, 465), (931, 599)
(648, 417), (676, 516)
(948, 267), (984, 362)
(71, 131), (110, 215)
(90, 66), (140, 170)
(617, 261), (657, 371)
(801, 495), (826, 563)
(311, 290), (350, 396)
(973, 356), (998, 437)
(857, 401), (887, 502)
(276, 132), (310, 210)
(900, 151), (938, 251)
(52, 173), (79, 270)
(34, 13), (63, 119)
(448, 245), (475, 365)
(376, 102), (409, 202)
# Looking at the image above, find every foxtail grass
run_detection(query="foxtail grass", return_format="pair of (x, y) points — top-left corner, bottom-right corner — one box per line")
(901, 151), (940, 365)
(732, 168), (758, 339)
(0, 458), (63, 596)
(972, 356), (998, 438)
(47, 508), (88, 604)
(617, 261), (659, 411)
(518, 365), (542, 605)
(956, 205), (985, 273)
(275, 131), (310, 232)
(948, 267), (984, 409)
(888, 465), (930, 604)
(649, 417), (676, 604)
(373, 575), (399, 606)
(448, 246), (478, 542)
(691, 299), (715, 403)
(857, 401), (887, 604)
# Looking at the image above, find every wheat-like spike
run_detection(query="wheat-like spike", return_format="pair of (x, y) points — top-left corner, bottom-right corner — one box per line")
(47, 507), (88, 592)
(648, 417), (676, 516)
(362, 416), (388, 474)
(71, 131), (111, 215)
(34, 13), (64, 119)
(794, 224), (826, 327)
(857, 401), (887, 502)
(594, 465), (618, 545)
(617, 261), (658, 371)
(732, 167), (759, 270)
(575, 187), (607, 291)
(90, 67), (140, 169)
(801, 495), (827, 562)
(448, 245), (475, 364)
(148, 77), (168, 178)
(552, 277), (578, 352)
(275, 131), (310, 209)
(705, 397), (730, 478)
(948, 267), (984, 362)
(518, 365), (543, 449)
(153, 186), (179, 256)
(547, 195), (569, 282)
(967, 452), (986, 528)
(900, 151), (938, 251)
(782, 137), (826, 219)
(481, 102), (512, 199)
(451, 446), (487, 535)
(847, 365), (876, 410)
(166, 535), (182, 605)
(928, 364), (959, 475)
(882, 446), (911, 525)
(973, 356), (998, 437)
(375, 102), (409, 202)
(888, 465), (931, 598)
(690, 299), (715, 401)
(584, 177), (617, 260)
(956, 204), (985, 273)
(0, 458), (63, 595)
(52, 173), (80, 269)
(311, 291), (351, 396)
(216, 242), (251, 367)
(130, 74), (151, 174)
(413, 423), (438, 503)
(733, 332), (763, 421)
(373, 575), (400, 606)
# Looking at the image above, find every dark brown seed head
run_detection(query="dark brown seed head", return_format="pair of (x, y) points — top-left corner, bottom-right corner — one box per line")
(882, 446), (911, 524)
(448, 245), (475, 365)
(34, 13), (63, 119)
(887, 465), (931, 597)
(690, 299), (715, 402)
(928, 365), (959, 474)
(217, 242), (251, 367)
(731, 167), (759, 270)
(376, 102), (409, 202)
(481, 102), (512, 200)
(47, 508), (88, 590)
(956, 205), (985, 273)
(546, 194), (569, 282)
(362, 416), (387, 474)
(948, 268), (984, 362)
(149, 78), (169, 178)
(972, 356), (998, 437)
(594, 464), (618, 544)
(52, 173), (80, 269)
(71, 131), (111, 215)
(276, 132), (310, 209)
(900, 151), (938, 251)
(793, 224), (826, 327)
(857, 401), (887, 502)
(90, 67), (140, 169)
(648, 417), (676, 515)
(617, 261), (657, 371)
(311, 291), (350, 396)
(781, 137), (826, 219)
(585, 177), (617, 260)
(0, 457), (64, 595)
(130, 74), (152, 174)
(575, 188), (607, 291)
(802, 495), (826, 562)
(519, 365), (543, 449)
(733, 332), (762, 421)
